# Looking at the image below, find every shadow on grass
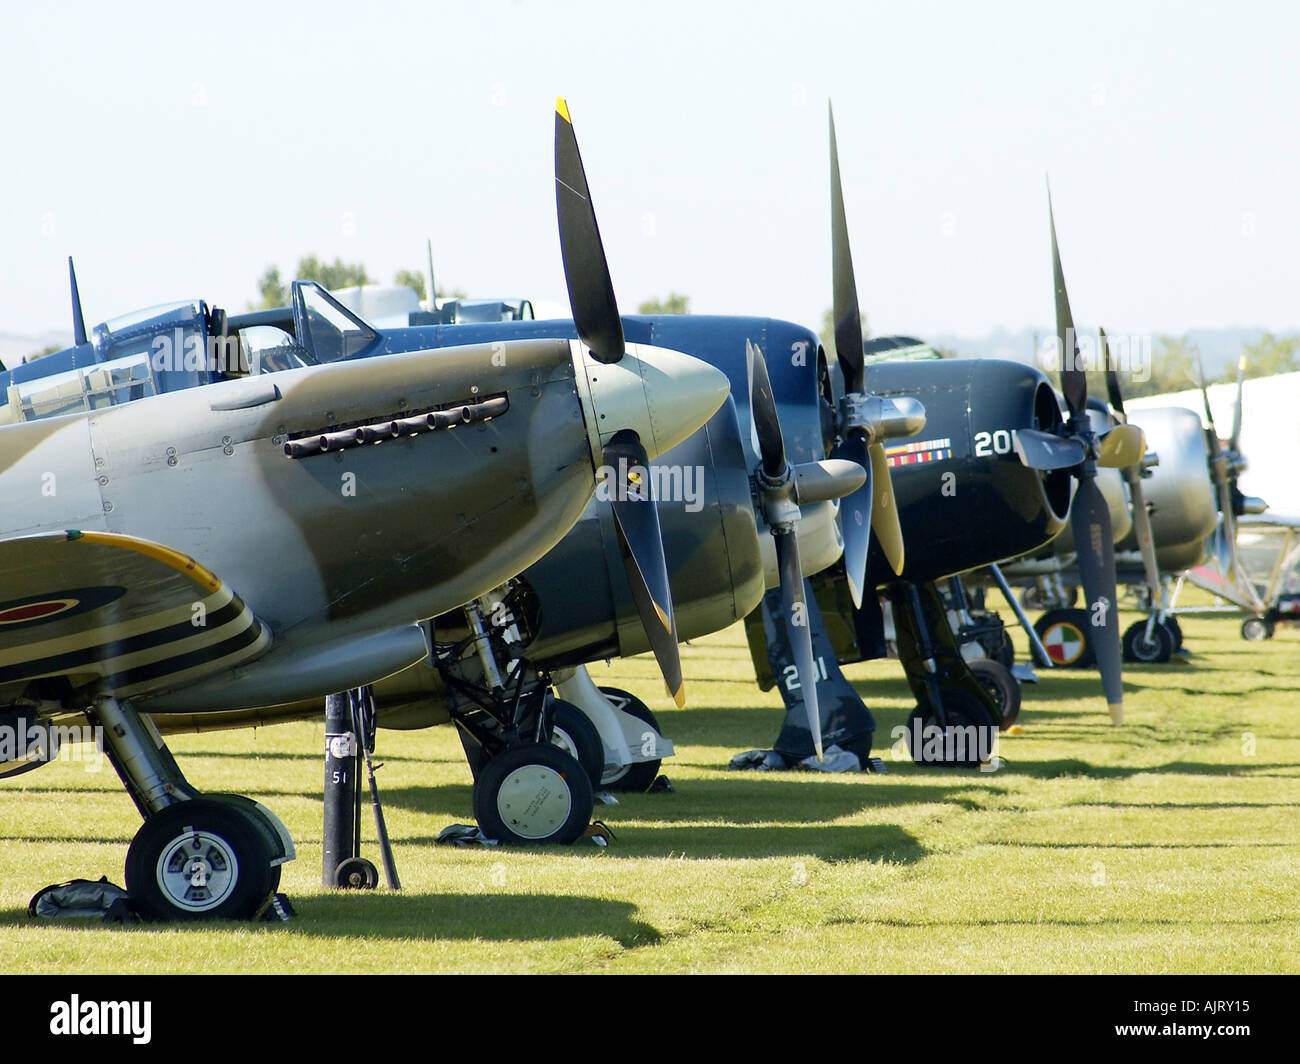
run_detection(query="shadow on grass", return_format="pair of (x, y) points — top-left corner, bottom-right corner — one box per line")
(405, 822), (927, 863)
(994, 758), (1298, 780)
(0, 893), (662, 947)
(378, 772), (1006, 827)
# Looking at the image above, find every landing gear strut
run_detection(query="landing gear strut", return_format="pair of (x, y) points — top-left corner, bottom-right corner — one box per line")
(92, 693), (293, 921)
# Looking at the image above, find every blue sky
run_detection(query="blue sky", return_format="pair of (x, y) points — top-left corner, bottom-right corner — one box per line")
(1, 0), (1296, 339)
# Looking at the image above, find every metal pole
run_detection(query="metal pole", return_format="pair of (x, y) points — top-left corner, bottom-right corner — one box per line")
(989, 562), (1056, 669)
(322, 691), (357, 888)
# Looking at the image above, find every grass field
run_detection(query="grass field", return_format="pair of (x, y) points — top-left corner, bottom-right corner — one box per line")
(1, 607), (1297, 974)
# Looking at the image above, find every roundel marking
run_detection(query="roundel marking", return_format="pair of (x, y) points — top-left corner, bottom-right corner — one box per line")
(1042, 620), (1087, 665)
(0, 599), (79, 625)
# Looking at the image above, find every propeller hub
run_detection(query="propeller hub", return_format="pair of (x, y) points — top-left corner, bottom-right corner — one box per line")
(755, 464), (801, 531)
(837, 393), (926, 443)
(571, 339), (730, 469)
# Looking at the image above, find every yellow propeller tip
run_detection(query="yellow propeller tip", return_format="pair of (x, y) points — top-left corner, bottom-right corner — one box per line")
(654, 601), (673, 633)
(1108, 703), (1124, 725)
(671, 685), (686, 709)
(555, 97), (571, 123)
(814, 745), (824, 763)
(1005, 724), (1026, 736)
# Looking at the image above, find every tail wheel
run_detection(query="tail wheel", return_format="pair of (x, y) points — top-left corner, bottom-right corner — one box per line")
(548, 700), (605, 788)
(1033, 608), (1095, 668)
(335, 857), (379, 890)
(597, 686), (663, 793)
(126, 798), (276, 921)
(1242, 617), (1274, 641)
(1122, 620), (1173, 663)
(472, 743), (593, 845)
(968, 658), (1022, 729)
(904, 691), (999, 769)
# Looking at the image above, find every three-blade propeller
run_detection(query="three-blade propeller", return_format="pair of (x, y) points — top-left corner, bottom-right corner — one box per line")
(1016, 188), (1130, 723)
(1194, 350), (1259, 608)
(828, 103), (916, 604)
(748, 340), (837, 754)
(554, 98), (684, 705)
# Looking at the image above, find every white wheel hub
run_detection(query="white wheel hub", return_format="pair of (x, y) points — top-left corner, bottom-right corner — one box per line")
(496, 765), (573, 840)
(156, 830), (239, 912)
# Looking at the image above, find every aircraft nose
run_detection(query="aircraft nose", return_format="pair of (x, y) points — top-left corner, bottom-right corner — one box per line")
(571, 340), (731, 463)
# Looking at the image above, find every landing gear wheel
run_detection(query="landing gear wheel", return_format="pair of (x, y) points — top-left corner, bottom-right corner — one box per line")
(549, 700), (605, 789)
(472, 743), (593, 845)
(335, 857), (379, 890)
(1162, 615), (1183, 651)
(597, 687), (663, 793)
(1122, 620), (1173, 663)
(1034, 608), (1095, 668)
(126, 798), (276, 921)
(905, 691), (999, 768)
(968, 659), (1022, 729)
(1242, 616), (1274, 641)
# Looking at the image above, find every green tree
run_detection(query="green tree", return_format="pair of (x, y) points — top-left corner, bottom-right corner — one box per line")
(1232, 332), (1300, 379)
(24, 342), (64, 363)
(393, 269), (427, 303)
(637, 292), (690, 315)
(256, 265), (286, 310)
(1117, 333), (1200, 399)
(253, 256), (372, 309)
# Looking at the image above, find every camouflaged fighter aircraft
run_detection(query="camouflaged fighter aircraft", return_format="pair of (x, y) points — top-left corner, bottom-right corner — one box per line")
(0, 124), (729, 918)
(175, 102), (923, 797)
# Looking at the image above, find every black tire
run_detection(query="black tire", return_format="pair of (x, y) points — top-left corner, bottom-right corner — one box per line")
(1242, 617), (1274, 641)
(904, 691), (998, 769)
(472, 743), (593, 845)
(335, 857), (379, 890)
(1033, 608), (1096, 669)
(968, 658), (1022, 729)
(597, 687), (663, 793)
(1122, 620), (1173, 663)
(1162, 615), (1183, 651)
(548, 700), (605, 789)
(204, 793), (286, 893)
(126, 798), (276, 921)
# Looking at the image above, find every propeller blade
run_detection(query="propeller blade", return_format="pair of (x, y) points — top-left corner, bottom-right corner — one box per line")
(1126, 470), (1164, 610)
(868, 441), (904, 575)
(793, 458), (866, 506)
(555, 97), (625, 364)
(69, 257), (87, 346)
(1071, 474), (1123, 723)
(1047, 183), (1086, 418)
(774, 529), (823, 761)
(603, 429), (685, 708)
(1101, 328), (1125, 419)
(832, 432), (871, 608)
(1097, 423), (1146, 469)
(1014, 427), (1087, 470)
(1230, 353), (1245, 453)
(746, 340), (786, 477)
(1195, 350), (1218, 434)
(829, 102), (865, 395)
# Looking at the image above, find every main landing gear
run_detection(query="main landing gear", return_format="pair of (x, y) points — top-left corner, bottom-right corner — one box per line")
(91, 694), (293, 921)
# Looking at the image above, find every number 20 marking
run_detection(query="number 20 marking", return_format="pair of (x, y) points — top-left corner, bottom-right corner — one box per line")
(974, 429), (1014, 457)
